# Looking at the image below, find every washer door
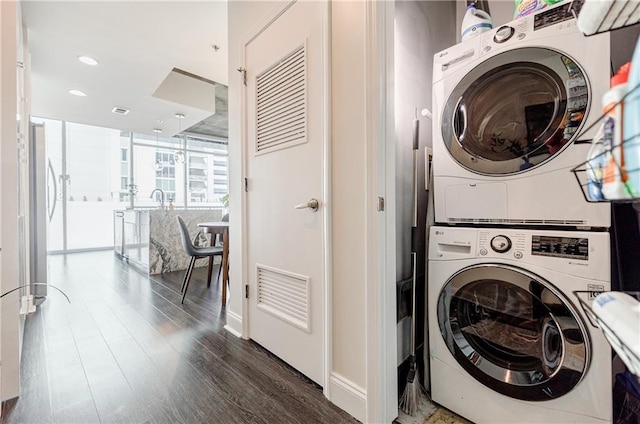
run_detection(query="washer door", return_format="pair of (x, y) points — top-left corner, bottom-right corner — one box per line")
(438, 264), (590, 401)
(441, 47), (588, 175)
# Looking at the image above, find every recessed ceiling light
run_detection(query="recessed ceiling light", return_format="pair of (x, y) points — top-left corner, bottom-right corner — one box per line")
(78, 56), (98, 66)
(69, 89), (87, 97)
(152, 128), (163, 133)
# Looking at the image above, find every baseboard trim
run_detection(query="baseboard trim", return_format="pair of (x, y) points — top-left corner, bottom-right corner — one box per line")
(224, 310), (243, 338)
(329, 373), (366, 422)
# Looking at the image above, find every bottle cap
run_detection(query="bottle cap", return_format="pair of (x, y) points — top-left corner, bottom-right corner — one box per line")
(466, 2), (477, 10)
(611, 62), (631, 87)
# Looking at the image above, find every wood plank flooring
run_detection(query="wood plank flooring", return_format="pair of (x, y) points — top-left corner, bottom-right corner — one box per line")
(2, 251), (357, 424)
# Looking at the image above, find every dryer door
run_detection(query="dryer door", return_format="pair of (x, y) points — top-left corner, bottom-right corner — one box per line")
(441, 47), (588, 175)
(438, 263), (590, 401)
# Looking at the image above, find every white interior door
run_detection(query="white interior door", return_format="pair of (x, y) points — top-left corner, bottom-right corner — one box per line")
(245, 1), (327, 386)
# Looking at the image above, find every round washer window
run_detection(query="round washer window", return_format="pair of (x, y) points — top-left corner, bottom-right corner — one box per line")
(438, 264), (590, 401)
(441, 47), (589, 175)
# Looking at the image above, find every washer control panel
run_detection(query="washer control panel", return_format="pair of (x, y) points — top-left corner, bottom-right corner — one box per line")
(531, 235), (589, 260)
(478, 231), (525, 259)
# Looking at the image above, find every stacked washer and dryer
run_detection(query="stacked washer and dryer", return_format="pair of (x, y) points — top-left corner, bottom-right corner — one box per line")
(428, 2), (614, 423)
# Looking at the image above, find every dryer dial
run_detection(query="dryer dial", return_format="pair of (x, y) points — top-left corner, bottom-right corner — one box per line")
(490, 235), (512, 253)
(494, 25), (515, 43)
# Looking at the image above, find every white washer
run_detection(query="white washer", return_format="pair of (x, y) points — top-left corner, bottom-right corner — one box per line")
(432, 2), (610, 227)
(428, 226), (612, 423)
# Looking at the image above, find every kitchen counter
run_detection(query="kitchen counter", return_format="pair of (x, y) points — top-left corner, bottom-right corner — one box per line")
(114, 208), (224, 274)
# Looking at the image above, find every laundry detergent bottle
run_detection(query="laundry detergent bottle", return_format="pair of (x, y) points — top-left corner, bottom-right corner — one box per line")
(623, 37), (640, 198)
(601, 62), (633, 199)
(461, 3), (492, 41)
(586, 125), (605, 201)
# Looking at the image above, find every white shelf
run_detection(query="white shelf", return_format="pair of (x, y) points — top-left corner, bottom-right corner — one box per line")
(571, 0), (640, 36)
(574, 290), (640, 379)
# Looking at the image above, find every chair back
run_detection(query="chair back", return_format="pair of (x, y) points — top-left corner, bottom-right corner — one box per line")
(176, 216), (198, 257)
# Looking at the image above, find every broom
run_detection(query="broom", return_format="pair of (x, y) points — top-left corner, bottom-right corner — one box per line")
(399, 111), (429, 416)
(399, 251), (429, 416)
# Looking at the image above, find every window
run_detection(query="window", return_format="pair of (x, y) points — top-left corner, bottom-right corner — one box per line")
(120, 177), (128, 190)
(121, 148), (128, 162)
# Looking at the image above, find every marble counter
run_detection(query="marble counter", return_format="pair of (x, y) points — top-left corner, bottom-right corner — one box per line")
(148, 209), (224, 275)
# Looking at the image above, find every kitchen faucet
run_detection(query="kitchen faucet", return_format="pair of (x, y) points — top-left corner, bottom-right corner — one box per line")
(149, 189), (165, 209)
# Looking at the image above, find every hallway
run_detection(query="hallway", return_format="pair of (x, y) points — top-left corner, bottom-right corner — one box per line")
(2, 252), (355, 423)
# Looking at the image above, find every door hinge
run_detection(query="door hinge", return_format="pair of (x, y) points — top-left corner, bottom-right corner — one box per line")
(19, 295), (35, 315)
(237, 67), (247, 86)
(245, 284), (249, 299)
(244, 177), (248, 192)
(377, 196), (385, 211)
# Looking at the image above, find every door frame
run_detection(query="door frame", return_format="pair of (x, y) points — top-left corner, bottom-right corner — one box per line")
(238, 0), (332, 394)
(365, 1), (397, 422)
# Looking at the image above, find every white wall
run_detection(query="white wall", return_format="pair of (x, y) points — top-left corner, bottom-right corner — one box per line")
(0, 0), (21, 402)
(226, 0), (270, 339)
(228, 1), (371, 421)
(394, 0), (456, 367)
(330, 0), (367, 390)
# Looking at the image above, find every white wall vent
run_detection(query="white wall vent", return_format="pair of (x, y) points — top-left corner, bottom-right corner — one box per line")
(256, 264), (310, 332)
(111, 107), (130, 115)
(255, 44), (307, 155)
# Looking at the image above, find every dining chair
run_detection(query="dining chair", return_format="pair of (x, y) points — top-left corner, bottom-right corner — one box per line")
(176, 215), (223, 304)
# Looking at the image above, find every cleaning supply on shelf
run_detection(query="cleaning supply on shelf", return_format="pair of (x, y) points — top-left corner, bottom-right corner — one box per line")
(461, 3), (492, 41)
(586, 125), (605, 201)
(623, 39), (640, 198)
(513, 0), (562, 19)
(602, 62), (633, 199)
(592, 292), (640, 376)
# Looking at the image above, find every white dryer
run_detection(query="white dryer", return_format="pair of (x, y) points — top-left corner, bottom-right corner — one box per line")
(432, 2), (611, 227)
(428, 226), (611, 423)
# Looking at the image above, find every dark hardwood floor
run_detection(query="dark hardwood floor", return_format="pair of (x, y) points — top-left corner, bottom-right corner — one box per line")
(2, 251), (357, 424)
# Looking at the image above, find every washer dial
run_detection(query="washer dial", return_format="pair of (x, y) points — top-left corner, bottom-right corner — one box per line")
(490, 235), (512, 253)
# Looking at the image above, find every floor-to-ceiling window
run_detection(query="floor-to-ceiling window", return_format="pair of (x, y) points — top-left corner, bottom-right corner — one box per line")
(33, 116), (229, 253)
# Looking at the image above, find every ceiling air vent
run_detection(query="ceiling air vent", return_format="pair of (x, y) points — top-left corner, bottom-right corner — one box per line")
(111, 107), (130, 115)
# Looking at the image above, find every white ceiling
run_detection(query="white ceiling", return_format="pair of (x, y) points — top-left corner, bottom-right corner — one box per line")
(21, 1), (228, 138)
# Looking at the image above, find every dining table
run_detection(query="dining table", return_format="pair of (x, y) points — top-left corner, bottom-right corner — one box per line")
(197, 221), (229, 305)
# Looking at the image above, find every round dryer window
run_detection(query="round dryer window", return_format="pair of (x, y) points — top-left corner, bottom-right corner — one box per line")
(441, 47), (589, 175)
(437, 264), (591, 401)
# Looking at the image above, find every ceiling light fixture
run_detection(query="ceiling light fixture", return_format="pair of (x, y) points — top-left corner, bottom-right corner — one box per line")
(152, 128), (164, 171)
(69, 89), (87, 97)
(78, 56), (98, 66)
(173, 113), (186, 164)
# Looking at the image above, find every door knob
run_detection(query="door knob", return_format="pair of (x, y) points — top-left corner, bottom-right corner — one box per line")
(295, 198), (320, 212)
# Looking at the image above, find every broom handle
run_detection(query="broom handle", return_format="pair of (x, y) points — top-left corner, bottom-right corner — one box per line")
(410, 251), (417, 354)
(410, 110), (419, 356)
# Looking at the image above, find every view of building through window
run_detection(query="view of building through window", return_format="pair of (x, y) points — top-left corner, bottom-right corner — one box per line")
(32, 116), (229, 253)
